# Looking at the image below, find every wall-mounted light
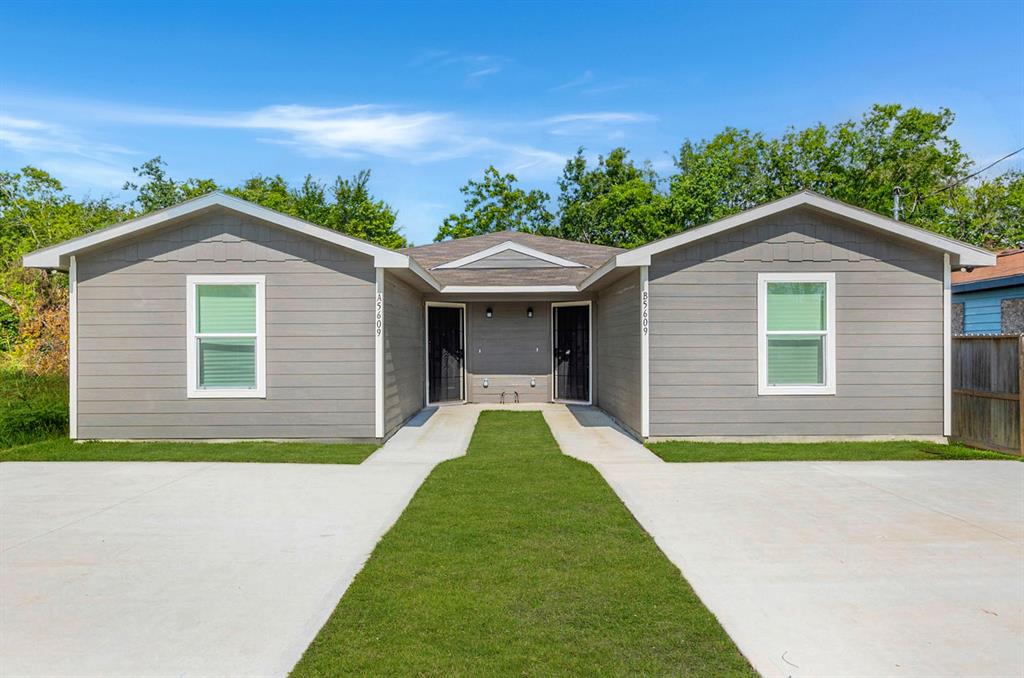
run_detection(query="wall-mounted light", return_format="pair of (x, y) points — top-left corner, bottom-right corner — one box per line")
(483, 378), (489, 388)
(530, 377), (536, 387)
(485, 307), (493, 318)
(526, 306), (534, 318)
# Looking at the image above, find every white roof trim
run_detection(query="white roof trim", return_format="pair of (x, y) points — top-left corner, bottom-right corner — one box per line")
(439, 285), (579, 294)
(615, 191), (996, 269)
(22, 191), (412, 270)
(433, 241), (586, 269)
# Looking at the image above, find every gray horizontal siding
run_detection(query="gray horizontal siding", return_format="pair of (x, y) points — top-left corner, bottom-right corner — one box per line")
(596, 271), (642, 435)
(382, 272), (425, 436)
(75, 209), (376, 440)
(649, 207), (945, 438)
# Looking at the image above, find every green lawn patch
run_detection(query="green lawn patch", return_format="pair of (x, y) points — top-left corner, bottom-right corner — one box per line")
(0, 438), (377, 464)
(0, 368), (68, 448)
(647, 439), (1017, 463)
(291, 411), (753, 677)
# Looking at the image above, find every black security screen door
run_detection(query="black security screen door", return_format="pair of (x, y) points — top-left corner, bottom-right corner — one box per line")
(553, 304), (590, 402)
(427, 306), (464, 403)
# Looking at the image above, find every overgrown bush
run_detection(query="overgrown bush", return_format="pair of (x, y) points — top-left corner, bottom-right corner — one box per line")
(0, 369), (68, 448)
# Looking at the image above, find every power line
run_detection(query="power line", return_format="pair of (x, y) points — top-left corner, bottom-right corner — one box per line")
(927, 145), (1024, 196)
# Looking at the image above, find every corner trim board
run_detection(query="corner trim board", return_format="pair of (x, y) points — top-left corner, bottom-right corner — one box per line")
(69, 255), (77, 440)
(943, 253), (951, 436)
(640, 266), (650, 438)
(375, 268), (385, 439)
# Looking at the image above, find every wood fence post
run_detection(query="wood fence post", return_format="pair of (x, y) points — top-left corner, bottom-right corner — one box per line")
(1018, 335), (1023, 455)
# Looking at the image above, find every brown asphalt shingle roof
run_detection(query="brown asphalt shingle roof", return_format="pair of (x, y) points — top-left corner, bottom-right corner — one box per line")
(402, 231), (623, 287)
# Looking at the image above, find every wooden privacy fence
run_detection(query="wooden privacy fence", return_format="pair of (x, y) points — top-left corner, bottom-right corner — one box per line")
(951, 335), (1024, 455)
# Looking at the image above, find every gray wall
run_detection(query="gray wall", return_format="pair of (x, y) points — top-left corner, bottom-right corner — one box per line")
(649, 207), (944, 438)
(382, 271), (424, 434)
(596, 271), (642, 436)
(464, 301), (552, 403)
(75, 208), (377, 440)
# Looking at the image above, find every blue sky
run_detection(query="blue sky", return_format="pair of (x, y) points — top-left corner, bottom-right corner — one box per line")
(1, 1), (1022, 244)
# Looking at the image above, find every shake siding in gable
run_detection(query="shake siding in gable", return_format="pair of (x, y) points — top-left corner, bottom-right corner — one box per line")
(649, 208), (945, 438)
(75, 209), (377, 440)
(382, 272), (425, 435)
(596, 271), (642, 436)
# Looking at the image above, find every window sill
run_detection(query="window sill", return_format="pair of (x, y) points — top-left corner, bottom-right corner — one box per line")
(758, 385), (836, 396)
(187, 388), (267, 399)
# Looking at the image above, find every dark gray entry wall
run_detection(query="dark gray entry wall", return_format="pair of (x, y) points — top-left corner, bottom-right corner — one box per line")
(464, 301), (553, 403)
(75, 208), (377, 441)
(649, 207), (945, 438)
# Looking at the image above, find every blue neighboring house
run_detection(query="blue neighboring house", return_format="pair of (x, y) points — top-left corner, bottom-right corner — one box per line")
(952, 249), (1024, 335)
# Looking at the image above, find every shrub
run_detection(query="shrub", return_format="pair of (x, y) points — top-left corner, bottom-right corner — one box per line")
(0, 369), (68, 448)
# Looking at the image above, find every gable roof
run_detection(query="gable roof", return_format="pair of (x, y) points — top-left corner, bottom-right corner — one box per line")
(433, 240), (586, 269)
(403, 231), (622, 289)
(22, 191), (412, 271)
(610, 191), (995, 270)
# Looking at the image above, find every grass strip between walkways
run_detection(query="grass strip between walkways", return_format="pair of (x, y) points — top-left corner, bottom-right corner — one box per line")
(291, 410), (753, 677)
(0, 438), (377, 464)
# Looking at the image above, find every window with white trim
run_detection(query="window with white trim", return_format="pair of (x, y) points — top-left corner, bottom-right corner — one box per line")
(186, 275), (266, 398)
(757, 273), (836, 395)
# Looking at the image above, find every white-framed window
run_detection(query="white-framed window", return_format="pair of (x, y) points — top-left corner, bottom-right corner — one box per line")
(757, 272), (836, 396)
(186, 275), (266, 398)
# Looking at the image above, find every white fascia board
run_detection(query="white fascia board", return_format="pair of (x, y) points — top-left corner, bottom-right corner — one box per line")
(433, 241), (586, 269)
(439, 284), (580, 294)
(579, 255), (628, 289)
(616, 192), (996, 268)
(21, 191), (414, 270)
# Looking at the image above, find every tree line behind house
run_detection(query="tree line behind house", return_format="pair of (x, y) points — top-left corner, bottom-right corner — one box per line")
(2, 103), (1022, 378)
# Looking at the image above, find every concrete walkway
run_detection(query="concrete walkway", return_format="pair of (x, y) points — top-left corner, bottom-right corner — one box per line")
(541, 405), (1024, 678)
(0, 406), (476, 678)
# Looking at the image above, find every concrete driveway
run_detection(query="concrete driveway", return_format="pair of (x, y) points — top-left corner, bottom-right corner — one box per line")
(0, 406), (478, 678)
(547, 407), (1024, 678)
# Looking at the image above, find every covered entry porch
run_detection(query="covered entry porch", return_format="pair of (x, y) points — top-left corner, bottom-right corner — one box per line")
(425, 297), (593, 406)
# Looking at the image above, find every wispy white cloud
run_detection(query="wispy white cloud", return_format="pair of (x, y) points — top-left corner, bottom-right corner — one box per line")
(411, 50), (509, 82)
(0, 114), (133, 159)
(543, 111), (656, 137)
(550, 70), (594, 92)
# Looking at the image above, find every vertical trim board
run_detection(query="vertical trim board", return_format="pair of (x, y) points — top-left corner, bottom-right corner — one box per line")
(375, 268), (384, 439)
(943, 253), (951, 436)
(69, 255), (78, 439)
(640, 266), (650, 438)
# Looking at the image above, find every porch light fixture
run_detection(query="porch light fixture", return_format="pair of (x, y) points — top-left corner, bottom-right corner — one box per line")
(527, 306), (533, 318)
(486, 307), (493, 318)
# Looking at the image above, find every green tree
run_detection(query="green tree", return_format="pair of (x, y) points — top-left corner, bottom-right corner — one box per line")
(0, 167), (131, 367)
(668, 104), (974, 236)
(435, 166), (554, 241)
(551, 147), (670, 247)
(939, 171), (1024, 249)
(123, 156), (218, 211)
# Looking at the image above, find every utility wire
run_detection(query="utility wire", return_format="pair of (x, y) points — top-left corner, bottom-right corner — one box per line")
(927, 145), (1024, 196)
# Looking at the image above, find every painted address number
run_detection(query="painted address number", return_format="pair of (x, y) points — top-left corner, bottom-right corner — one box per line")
(641, 289), (649, 335)
(375, 292), (384, 336)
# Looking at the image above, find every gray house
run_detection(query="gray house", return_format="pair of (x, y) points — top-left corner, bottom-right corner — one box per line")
(23, 191), (994, 442)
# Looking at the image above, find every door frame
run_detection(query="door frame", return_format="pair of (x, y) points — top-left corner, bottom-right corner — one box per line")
(551, 300), (593, 405)
(424, 301), (467, 406)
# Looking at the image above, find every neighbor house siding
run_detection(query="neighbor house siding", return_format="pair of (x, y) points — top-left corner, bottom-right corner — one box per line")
(649, 207), (944, 438)
(596, 271), (642, 436)
(953, 286), (1024, 334)
(382, 271), (424, 435)
(75, 208), (376, 440)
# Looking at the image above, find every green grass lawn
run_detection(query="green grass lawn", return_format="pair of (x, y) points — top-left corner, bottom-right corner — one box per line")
(647, 439), (1018, 462)
(291, 411), (753, 677)
(0, 438), (377, 464)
